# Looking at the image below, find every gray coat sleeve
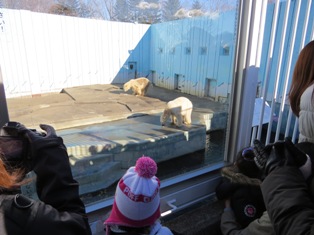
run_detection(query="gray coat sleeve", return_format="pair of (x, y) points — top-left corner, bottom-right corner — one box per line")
(220, 210), (274, 235)
(262, 166), (314, 235)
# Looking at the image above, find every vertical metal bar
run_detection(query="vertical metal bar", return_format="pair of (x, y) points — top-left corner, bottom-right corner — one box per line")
(311, 13), (314, 39)
(266, 0), (291, 142)
(257, 1), (280, 143)
(225, 0), (267, 162)
(287, 0), (312, 140)
(276, 0), (301, 140)
(299, 0), (312, 46)
(285, 110), (293, 137)
(251, 126), (257, 146)
(0, 66), (9, 126)
(292, 118), (299, 142)
(224, 0), (250, 161)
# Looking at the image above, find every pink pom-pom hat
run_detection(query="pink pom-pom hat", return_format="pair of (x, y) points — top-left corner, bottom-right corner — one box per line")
(135, 156), (157, 178)
(105, 155), (160, 230)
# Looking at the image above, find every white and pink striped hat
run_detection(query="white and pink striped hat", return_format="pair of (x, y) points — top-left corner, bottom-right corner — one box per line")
(105, 156), (161, 228)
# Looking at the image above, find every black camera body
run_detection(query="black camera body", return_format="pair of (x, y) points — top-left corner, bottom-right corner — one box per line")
(0, 121), (23, 136)
(0, 122), (38, 168)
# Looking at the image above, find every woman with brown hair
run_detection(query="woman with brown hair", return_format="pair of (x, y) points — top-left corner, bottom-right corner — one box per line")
(0, 158), (23, 189)
(254, 40), (314, 235)
(289, 40), (314, 143)
(0, 122), (92, 235)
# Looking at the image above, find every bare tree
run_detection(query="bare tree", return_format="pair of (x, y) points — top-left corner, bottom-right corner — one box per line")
(0, 0), (240, 22)
(87, 0), (114, 20)
(189, 0), (205, 17)
(113, 0), (130, 22)
(49, 3), (77, 16)
(102, 0), (115, 20)
(191, 0), (202, 10)
(137, 0), (161, 24)
(2, 0), (55, 12)
(129, 0), (142, 23)
(162, 0), (181, 21)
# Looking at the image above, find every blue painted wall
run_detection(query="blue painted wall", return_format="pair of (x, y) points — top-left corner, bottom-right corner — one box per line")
(148, 1), (313, 105)
(150, 12), (236, 100)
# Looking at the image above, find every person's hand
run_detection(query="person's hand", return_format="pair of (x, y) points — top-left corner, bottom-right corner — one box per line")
(285, 138), (311, 179)
(253, 139), (285, 176)
(253, 139), (274, 171)
(253, 138), (310, 178)
(224, 199), (231, 208)
(3, 123), (63, 167)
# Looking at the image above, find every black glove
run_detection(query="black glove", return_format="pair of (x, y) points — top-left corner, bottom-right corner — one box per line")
(254, 139), (287, 175)
(253, 138), (308, 176)
(3, 123), (63, 170)
(1, 122), (63, 172)
(287, 140), (312, 179)
(11, 123), (63, 158)
(285, 138), (308, 166)
(6, 123), (84, 211)
(0, 125), (28, 170)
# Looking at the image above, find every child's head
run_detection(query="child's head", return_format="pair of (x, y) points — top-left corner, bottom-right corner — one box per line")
(235, 147), (261, 179)
(105, 156), (161, 233)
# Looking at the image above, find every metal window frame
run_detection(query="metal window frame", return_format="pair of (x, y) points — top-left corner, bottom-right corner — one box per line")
(87, 2), (270, 228)
(225, 0), (267, 161)
(0, 0), (272, 231)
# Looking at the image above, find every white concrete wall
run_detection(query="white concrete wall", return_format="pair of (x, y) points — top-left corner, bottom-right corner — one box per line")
(0, 9), (150, 98)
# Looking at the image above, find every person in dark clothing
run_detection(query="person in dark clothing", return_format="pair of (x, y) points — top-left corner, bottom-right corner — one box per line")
(216, 147), (274, 234)
(253, 138), (314, 235)
(0, 122), (92, 235)
(251, 40), (314, 235)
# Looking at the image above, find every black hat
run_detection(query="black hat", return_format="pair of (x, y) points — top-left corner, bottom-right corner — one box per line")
(230, 185), (266, 228)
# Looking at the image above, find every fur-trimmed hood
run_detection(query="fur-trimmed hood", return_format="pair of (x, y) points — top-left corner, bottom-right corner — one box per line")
(220, 165), (262, 186)
(216, 165), (266, 228)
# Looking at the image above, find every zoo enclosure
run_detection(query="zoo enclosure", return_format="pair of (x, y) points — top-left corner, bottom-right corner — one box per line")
(1, 1), (314, 233)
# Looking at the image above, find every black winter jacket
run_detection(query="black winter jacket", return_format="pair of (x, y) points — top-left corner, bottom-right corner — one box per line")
(261, 142), (314, 235)
(262, 166), (314, 235)
(0, 137), (92, 235)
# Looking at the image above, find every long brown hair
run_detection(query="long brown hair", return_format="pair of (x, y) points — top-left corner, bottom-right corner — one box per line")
(289, 40), (314, 117)
(0, 156), (25, 189)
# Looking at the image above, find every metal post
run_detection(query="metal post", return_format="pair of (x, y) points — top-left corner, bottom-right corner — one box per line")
(224, 0), (267, 162)
(0, 66), (9, 126)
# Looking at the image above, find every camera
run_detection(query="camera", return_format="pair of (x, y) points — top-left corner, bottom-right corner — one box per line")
(0, 122), (36, 168)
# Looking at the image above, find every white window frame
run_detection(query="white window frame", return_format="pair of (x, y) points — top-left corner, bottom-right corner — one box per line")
(0, 0), (271, 230)
(86, 0), (269, 222)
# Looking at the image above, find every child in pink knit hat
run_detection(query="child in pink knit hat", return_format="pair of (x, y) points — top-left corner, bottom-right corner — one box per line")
(104, 155), (174, 235)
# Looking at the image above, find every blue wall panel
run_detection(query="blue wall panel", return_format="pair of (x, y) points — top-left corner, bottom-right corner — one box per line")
(150, 12), (236, 99)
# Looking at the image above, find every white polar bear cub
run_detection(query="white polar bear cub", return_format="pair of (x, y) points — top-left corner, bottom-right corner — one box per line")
(123, 77), (150, 96)
(160, 97), (193, 127)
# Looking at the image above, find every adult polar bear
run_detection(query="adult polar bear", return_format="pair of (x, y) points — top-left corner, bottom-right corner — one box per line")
(160, 97), (193, 127)
(123, 77), (150, 96)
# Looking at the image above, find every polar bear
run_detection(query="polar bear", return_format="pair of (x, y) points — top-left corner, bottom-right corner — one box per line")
(123, 77), (150, 96)
(160, 97), (193, 127)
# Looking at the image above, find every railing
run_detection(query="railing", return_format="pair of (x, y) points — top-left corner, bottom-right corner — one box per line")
(226, 0), (314, 163)
(254, 0), (314, 145)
